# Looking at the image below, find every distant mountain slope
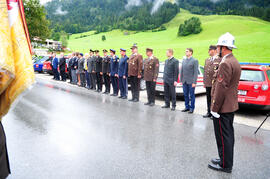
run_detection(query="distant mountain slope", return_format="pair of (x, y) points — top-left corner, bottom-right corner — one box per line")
(45, 0), (179, 33)
(67, 9), (270, 64)
(45, 0), (270, 34)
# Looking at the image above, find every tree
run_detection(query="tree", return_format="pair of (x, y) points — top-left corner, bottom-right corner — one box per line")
(263, 8), (270, 21)
(102, 35), (106, 41)
(59, 31), (68, 48)
(23, 0), (51, 41)
(178, 17), (202, 37)
(51, 30), (60, 41)
(45, 0), (179, 33)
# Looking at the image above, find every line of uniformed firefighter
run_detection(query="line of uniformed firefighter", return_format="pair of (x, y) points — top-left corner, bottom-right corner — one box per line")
(67, 45), (160, 104)
(1, 33), (241, 178)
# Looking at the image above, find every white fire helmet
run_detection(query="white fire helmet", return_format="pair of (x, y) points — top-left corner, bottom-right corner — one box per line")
(216, 32), (237, 50)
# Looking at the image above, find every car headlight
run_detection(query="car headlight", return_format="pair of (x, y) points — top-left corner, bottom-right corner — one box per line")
(262, 84), (269, 91)
(254, 85), (259, 89)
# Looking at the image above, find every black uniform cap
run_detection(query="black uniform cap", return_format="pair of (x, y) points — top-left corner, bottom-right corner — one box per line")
(209, 45), (217, 50)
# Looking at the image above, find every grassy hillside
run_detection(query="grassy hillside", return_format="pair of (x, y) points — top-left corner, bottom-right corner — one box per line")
(68, 9), (270, 64)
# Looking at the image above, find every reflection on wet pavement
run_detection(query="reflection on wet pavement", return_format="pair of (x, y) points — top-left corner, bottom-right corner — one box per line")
(2, 78), (270, 179)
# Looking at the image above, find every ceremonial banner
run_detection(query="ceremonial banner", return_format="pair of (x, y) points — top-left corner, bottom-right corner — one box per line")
(0, 0), (15, 95)
(0, 0), (35, 118)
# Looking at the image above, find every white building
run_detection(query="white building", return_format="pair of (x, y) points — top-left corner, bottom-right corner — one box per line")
(31, 38), (62, 50)
(45, 39), (62, 50)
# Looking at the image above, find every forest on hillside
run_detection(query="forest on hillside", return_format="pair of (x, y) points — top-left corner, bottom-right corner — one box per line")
(45, 0), (270, 36)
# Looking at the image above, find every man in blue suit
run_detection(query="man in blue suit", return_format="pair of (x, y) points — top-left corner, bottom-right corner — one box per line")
(180, 48), (199, 114)
(52, 53), (60, 80)
(110, 49), (119, 96)
(118, 48), (129, 99)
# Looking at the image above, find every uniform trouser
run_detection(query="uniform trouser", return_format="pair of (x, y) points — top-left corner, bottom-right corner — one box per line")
(68, 68), (72, 83)
(90, 73), (97, 90)
(111, 76), (119, 95)
(213, 113), (235, 169)
(206, 87), (212, 114)
(119, 77), (128, 97)
(85, 71), (91, 88)
(146, 81), (156, 103)
(60, 70), (66, 81)
(0, 122), (11, 179)
(71, 69), (77, 84)
(96, 73), (103, 91)
(164, 82), (176, 107)
(103, 73), (110, 93)
(130, 76), (140, 100)
(53, 68), (60, 80)
(183, 83), (195, 110)
(80, 73), (86, 87)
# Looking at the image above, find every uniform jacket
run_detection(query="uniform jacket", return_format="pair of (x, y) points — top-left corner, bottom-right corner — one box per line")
(163, 57), (179, 84)
(77, 58), (85, 73)
(102, 56), (111, 73)
(70, 57), (76, 70)
(118, 55), (128, 77)
(88, 56), (96, 73)
(143, 56), (159, 82)
(68, 57), (73, 69)
(73, 57), (78, 69)
(95, 56), (103, 73)
(211, 53), (241, 113)
(59, 57), (66, 71)
(128, 53), (143, 77)
(52, 57), (58, 69)
(203, 56), (221, 87)
(180, 57), (198, 84)
(110, 55), (119, 76)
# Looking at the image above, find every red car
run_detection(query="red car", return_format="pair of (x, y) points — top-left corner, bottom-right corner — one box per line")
(238, 64), (270, 110)
(43, 56), (69, 77)
(43, 57), (53, 75)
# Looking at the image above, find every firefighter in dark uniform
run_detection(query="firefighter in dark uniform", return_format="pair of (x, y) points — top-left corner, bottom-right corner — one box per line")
(203, 45), (221, 118)
(87, 49), (94, 89)
(95, 50), (103, 92)
(208, 33), (241, 173)
(102, 49), (111, 94)
(88, 50), (97, 90)
(77, 53), (86, 87)
(109, 49), (119, 96)
(143, 48), (159, 106)
(59, 53), (66, 81)
(68, 53), (74, 83)
(128, 44), (143, 102)
(0, 121), (11, 179)
(118, 48), (129, 99)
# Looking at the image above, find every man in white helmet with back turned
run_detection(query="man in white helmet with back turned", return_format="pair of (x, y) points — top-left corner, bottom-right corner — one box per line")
(208, 32), (241, 173)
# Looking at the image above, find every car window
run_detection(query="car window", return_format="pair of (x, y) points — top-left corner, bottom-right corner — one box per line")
(159, 64), (165, 73)
(267, 70), (270, 80)
(240, 70), (265, 82)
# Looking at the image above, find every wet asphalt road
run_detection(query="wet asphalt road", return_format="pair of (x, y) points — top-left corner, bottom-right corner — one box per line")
(2, 77), (270, 179)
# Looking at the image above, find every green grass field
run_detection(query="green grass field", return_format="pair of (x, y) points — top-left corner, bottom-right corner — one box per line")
(68, 9), (270, 64)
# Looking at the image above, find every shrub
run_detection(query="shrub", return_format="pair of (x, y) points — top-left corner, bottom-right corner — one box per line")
(178, 17), (202, 36)
(102, 35), (106, 41)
